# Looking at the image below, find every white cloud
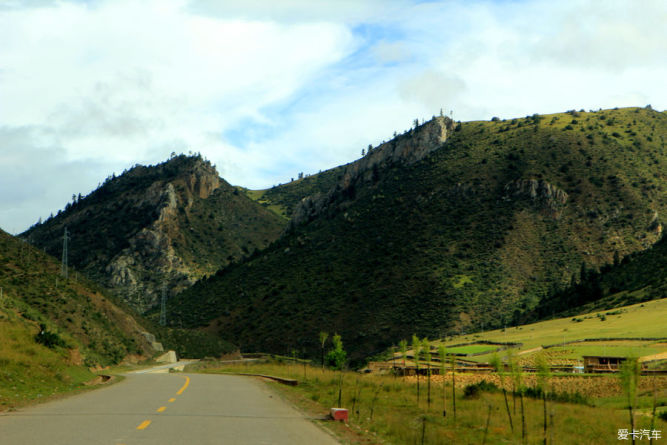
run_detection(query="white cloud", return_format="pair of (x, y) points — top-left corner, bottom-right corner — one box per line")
(399, 70), (466, 111)
(1, 0), (666, 233)
(372, 41), (411, 64)
(185, 0), (407, 24)
(0, 0), (357, 231)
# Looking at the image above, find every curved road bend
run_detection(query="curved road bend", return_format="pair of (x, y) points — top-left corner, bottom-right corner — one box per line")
(0, 372), (340, 445)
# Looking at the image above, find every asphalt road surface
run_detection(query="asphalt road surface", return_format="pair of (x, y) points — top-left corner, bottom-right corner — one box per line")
(0, 372), (340, 445)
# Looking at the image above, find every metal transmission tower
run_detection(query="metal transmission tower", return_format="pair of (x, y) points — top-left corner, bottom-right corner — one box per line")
(61, 227), (70, 279)
(159, 285), (167, 326)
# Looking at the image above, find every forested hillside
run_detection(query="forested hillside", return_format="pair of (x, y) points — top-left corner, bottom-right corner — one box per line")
(165, 107), (666, 361)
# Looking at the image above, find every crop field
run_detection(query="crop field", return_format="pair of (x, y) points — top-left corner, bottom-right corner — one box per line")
(407, 373), (667, 400)
(546, 344), (662, 360)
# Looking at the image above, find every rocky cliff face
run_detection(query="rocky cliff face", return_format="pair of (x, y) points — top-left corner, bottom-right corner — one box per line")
(504, 179), (569, 218)
(104, 159), (223, 312)
(290, 116), (454, 229)
(24, 154), (285, 313)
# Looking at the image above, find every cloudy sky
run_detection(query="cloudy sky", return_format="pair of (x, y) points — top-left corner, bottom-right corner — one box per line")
(1, 0), (665, 234)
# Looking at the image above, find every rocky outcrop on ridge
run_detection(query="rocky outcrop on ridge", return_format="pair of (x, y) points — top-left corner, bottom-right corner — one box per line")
(289, 116), (455, 229)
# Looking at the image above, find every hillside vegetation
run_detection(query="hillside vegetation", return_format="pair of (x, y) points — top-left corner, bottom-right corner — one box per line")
(241, 165), (345, 219)
(533, 229), (667, 319)
(22, 154), (285, 312)
(0, 229), (156, 410)
(166, 107), (666, 361)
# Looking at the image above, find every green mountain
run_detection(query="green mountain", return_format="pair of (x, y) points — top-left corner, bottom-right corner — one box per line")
(0, 228), (159, 409)
(165, 107), (666, 361)
(22, 154), (285, 313)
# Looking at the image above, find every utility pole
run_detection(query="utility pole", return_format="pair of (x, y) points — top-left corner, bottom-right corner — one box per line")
(159, 285), (167, 326)
(61, 227), (70, 279)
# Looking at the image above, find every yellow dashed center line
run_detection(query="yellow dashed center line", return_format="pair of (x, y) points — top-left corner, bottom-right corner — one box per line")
(133, 375), (189, 433)
(176, 376), (190, 395)
(136, 420), (151, 430)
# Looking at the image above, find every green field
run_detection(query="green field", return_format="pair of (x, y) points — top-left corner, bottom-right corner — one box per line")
(445, 344), (499, 355)
(546, 344), (663, 360)
(190, 299), (667, 444)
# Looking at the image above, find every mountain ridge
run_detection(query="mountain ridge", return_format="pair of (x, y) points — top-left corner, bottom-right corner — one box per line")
(165, 106), (666, 361)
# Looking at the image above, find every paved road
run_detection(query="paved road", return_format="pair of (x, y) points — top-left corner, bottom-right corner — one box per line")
(0, 372), (339, 445)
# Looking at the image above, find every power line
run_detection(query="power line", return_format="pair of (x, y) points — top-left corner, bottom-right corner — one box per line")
(160, 285), (167, 326)
(61, 227), (70, 279)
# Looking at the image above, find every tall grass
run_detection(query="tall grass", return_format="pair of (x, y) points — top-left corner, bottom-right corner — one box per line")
(619, 357), (641, 445)
(194, 360), (643, 444)
(0, 307), (96, 410)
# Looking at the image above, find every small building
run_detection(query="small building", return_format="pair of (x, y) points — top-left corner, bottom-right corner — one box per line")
(583, 355), (627, 373)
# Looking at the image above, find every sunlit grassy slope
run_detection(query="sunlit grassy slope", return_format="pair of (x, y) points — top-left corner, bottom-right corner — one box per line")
(241, 165), (344, 219)
(432, 297), (667, 363)
(0, 229), (154, 410)
(0, 308), (97, 410)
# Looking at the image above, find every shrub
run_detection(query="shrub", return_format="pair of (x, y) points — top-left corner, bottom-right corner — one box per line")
(523, 387), (590, 405)
(35, 324), (68, 349)
(463, 381), (499, 398)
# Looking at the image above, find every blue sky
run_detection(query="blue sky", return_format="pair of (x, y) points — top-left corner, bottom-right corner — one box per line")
(1, 0), (666, 233)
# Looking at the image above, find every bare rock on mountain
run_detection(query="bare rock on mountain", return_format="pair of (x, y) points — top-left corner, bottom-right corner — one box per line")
(504, 179), (569, 218)
(290, 116), (454, 229)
